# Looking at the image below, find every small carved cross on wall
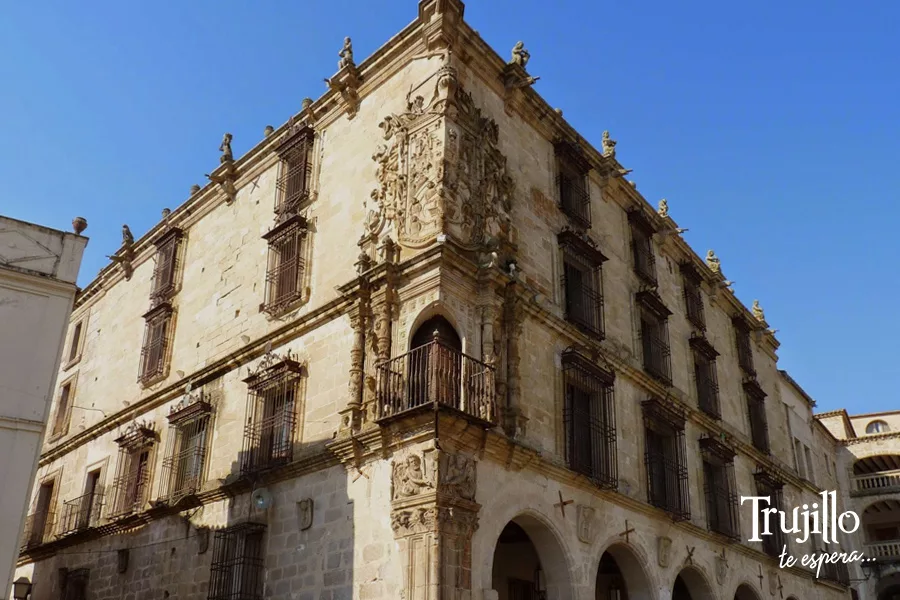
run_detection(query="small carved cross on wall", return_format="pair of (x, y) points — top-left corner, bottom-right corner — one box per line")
(719, 548), (728, 569)
(777, 574), (784, 599)
(352, 467), (369, 483)
(684, 546), (695, 566)
(757, 565), (765, 587)
(618, 520), (636, 544)
(553, 490), (574, 519)
(249, 175), (261, 192)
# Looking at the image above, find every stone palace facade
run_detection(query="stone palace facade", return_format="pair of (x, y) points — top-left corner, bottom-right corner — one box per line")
(13, 1), (869, 598)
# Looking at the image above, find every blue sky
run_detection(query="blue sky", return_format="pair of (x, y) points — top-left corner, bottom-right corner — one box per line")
(1, 1), (897, 415)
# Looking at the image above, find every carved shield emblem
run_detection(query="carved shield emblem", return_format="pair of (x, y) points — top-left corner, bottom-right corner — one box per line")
(715, 555), (728, 585)
(769, 571), (779, 596)
(657, 536), (672, 568)
(298, 498), (314, 531)
(196, 527), (210, 554)
(576, 506), (595, 544)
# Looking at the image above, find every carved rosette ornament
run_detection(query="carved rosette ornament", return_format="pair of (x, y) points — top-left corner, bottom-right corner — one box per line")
(366, 66), (515, 253)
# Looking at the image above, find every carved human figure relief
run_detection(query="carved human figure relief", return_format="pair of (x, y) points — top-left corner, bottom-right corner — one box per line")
(391, 454), (434, 500)
(438, 452), (476, 501)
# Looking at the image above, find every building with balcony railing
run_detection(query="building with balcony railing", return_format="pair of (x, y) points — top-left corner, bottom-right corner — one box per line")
(11, 2), (858, 600)
(817, 407), (900, 600)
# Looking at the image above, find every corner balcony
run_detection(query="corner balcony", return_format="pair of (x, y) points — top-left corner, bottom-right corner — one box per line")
(375, 335), (497, 427)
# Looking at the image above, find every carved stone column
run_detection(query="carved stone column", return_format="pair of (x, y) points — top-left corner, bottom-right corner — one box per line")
(340, 254), (372, 432)
(501, 289), (527, 437)
(391, 448), (480, 600)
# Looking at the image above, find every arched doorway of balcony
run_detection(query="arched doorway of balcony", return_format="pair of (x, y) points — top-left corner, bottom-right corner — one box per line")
(733, 583), (762, 600)
(853, 454), (900, 495)
(671, 566), (715, 600)
(490, 515), (572, 600)
(594, 543), (652, 599)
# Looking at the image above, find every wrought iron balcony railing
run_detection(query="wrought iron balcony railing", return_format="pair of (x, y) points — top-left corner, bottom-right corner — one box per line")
(21, 511), (56, 549)
(160, 445), (207, 503)
(375, 337), (496, 425)
(60, 490), (104, 535)
(110, 469), (150, 518)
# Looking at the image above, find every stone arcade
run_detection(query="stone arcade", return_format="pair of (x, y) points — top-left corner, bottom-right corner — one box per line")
(15, 1), (860, 599)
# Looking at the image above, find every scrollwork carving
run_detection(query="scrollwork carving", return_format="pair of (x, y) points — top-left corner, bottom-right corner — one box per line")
(391, 507), (437, 536)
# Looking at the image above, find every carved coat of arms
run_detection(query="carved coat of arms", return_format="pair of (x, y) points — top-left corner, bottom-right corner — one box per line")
(657, 536), (672, 568)
(576, 506), (595, 544)
(366, 66), (514, 251)
(715, 554), (728, 585)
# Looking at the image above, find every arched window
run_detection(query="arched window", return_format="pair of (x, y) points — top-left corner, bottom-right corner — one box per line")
(867, 420), (890, 434)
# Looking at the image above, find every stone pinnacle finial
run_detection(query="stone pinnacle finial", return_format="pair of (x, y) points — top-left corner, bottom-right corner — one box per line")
(301, 97), (313, 110)
(264, 125), (274, 137)
(72, 217), (88, 235)
(190, 184), (201, 195)
(161, 208), (171, 219)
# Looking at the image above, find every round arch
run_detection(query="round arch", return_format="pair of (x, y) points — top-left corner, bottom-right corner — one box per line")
(673, 566), (716, 600)
(733, 582), (762, 600)
(593, 542), (654, 600)
(407, 302), (467, 352)
(486, 512), (574, 600)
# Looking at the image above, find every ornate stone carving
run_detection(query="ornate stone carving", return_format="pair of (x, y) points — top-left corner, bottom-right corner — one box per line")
(196, 527), (210, 554)
(715, 553), (728, 585)
(392, 454), (434, 500)
(122, 224), (134, 247)
(657, 198), (669, 218)
(264, 125), (274, 137)
(576, 505), (595, 544)
(752, 299), (766, 323)
(509, 41), (530, 68)
(338, 37), (354, 70)
(391, 506), (437, 536)
(705, 250), (721, 274)
(769, 570), (779, 596)
(437, 506), (479, 537)
(190, 184), (201, 195)
(367, 70), (514, 251)
(438, 452), (476, 501)
(219, 133), (233, 164)
(205, 168), (237, 205)
(657, 536), (672, 568)
(602, 130), (617, 158)
(297, 498), (314, 531)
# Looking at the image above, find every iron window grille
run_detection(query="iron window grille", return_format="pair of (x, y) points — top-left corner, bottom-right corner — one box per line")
(149, 228), (183, 305)
(241, 357), (304, 474)
(60, 473), (103, 535)
(110, 424), (158, 518)
(159, 396), (212, 505)
(733, 317), (755, 375)
(139, 303), (174, 384)
(554, 141), (592, 228)
(60, 568), (90, 600)
(261, 215), (309, 315)
(561, 349), (617, 489)
(681, 263), (706, 330)
(274, 125), (315, 221)
(628, 210), (657, 285)
(699, 436), (739, 540)
(754, 469), (786, 558)
(745, 379), (770, 454)
(689, 335), (720, 419)
(208, 522), (266, 600)
(559, 230), (607, 339)
(637, 291), (672, 385)
(642, 398), (690, 521)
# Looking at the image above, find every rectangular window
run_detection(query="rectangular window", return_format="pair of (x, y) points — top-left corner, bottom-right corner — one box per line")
(681, 264), (705, 330)
(160, 396), (212, 504)
(261, 216), (309, 315)
(561, 349), (617, 488)
(61, 469), (103, 534)
(68, 321), (83, 363)
(51, 380), (74, 437)
(554, 141), (592, 227)
(637, 291), (672, 385)
(643, 399), (689, 520)
(559, 231), (607, 338)
(733, 318), (755, 375)
(275, 125), (315, 218)
(241, 356), (305, 474)
(208, 523), (266, 600)
(689, 336), (720, 419)
(745, 380), (770, 453)
(23, 479), (56, 548)
(139, 304), (174, 384)
(804, 445), (815, 483)
(794, 439), (805, 477)
(150, 229), (183, 304)
(700, 437), (739, 540)
(60, 568), (89, 600)
(111, 425), (158, 518)
(755, 471), (786, 558)
(629, 211), (657, 285)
